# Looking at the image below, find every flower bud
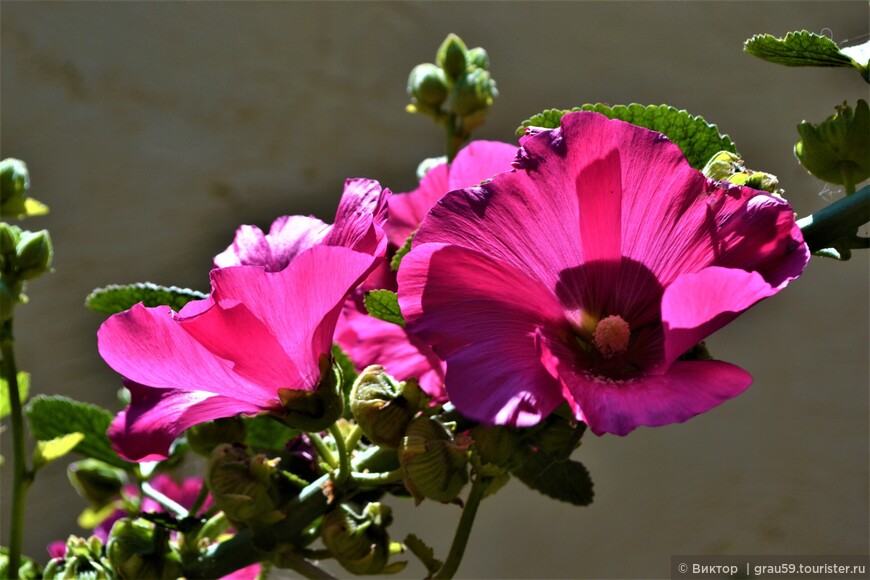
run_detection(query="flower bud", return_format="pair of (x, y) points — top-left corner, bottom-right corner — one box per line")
(701, 151), (743, 181)
(0, 158), (28, 209)
(467, 46), (490, 70)
(15, 229), (53, 280)
(206, 443), (286, 527)
(321, 502), (399, 575)
(186, 416), (247, 456)
(407, 63), (448, 109)
(67, 459), (127, 508)
(0, 276), (20, 322)
(105, 519), (182, 580)
(436, 33), (468, 80)
(449, 68), (497, 117)
(795, 99), (870, 187)
(42, 535), (113, 579)
(399, 417), (469, 505)
(279, 355), (344, 432)
(0, 223), (20, 255)
(351, 365), (426, 448)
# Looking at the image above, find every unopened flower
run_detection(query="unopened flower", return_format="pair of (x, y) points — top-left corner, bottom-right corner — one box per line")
(398, 111), (809, 435)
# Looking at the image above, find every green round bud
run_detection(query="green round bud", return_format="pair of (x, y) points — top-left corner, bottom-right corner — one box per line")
(186, 416), (247, 456)
(279, 355), (344, 432)
(351, 365), (426, 448)
(68, 459), (127, 508)
(436, 33), (468, 80)
(399, 417), (469, 505)
(15, 229), (53, 280)
(467, 47), (490, 70)
(206, 443), (286, 526)
(449, 68), (497, 117)
(0, 223), (20, 255)
(106, 519), (182, 580)
(0, 158), (29, 207)
(321, 502), (394, 575)
(795, 99), (870, 187)
(407, 63), (448, 109)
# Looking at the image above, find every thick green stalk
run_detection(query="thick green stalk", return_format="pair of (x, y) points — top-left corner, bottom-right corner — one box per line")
(327, 424), (349, 487)
(797, 184), (870, 252)
(433, 470), (488, 580)
(1, 318), (31, 578)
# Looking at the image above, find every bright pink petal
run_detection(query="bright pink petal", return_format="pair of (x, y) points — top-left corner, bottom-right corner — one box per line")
(559, 360), (752, 436)
(220, 564), (262, 580)
(399, 243), (567, 426)
(660, 266), (782, 368)
(335, 305), (446, 400)
(446, 140), (518, 191)
(109, 382), (266, 461)
(214, 216), (329, 272)
(325, 178), (389, 257)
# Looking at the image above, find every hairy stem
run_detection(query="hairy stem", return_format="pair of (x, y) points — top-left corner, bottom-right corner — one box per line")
(433, 469), (488, 579)
(327, 424), (350, 488)
(797, 184), (870, 252)
(2, 318), (31, 578)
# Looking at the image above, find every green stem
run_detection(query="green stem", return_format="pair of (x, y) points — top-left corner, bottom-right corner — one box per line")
(797, 184), (870, 252)
(197, 511), (229, 543)
(142, 480), (189, 518)
(444, 115), (461, 163)
(2, 317), (31, 578)
(307, 432), (337, 469)
(327, 424), (350, 488)
(274, 548), (338, 580)
(350, 468), (404, 488)
(343, 424), (363, 453)
(432, 469), (488, 580)
(841, 165), (856, 196)
(187, 480), (211, 518)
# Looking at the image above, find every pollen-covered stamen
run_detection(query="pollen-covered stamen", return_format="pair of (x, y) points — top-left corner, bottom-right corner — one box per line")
(592, 315), (630, 358)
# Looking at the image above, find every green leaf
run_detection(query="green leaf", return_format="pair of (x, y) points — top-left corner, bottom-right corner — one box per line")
(364, 290), (405, 327)
(33, 432), (85, 470)
(86, 283), (207, 315)
(517, 104), (737, 170)
(744, 31), (864, 76)
(390, 230), (417, 271)
(243, 414), (300, 452)
(404, 533), (443, 574)
(511, 450), (594, 506)
(24, 395), (133, 470)
(0, 371), (30, 419)
(78, 503), (118, 529)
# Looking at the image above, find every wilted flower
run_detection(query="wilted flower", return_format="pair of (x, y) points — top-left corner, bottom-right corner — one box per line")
(399, 112), (809, 435)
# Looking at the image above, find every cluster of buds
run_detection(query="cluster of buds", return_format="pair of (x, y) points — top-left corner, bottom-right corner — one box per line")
(42, 536), (114, 579)
(407, 33), (498, 157)
(701, 151), (781, 194)
(105, 519), (182, 579)
(0, 158), (48, 219)
(320, 502), (406, 575)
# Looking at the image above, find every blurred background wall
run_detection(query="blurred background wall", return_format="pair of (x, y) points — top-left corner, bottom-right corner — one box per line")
(1, 2), (867, 578)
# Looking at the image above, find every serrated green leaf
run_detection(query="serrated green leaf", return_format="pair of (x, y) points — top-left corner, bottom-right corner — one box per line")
(744, 31), (862, 75)
(364, 290), (405, 327)
(390, 230), (417, 271)
(517, 104), (737, 170)
(33, 432), (85, 470)
(404, 533), (443, 574)
(243, 414), (300, 452)
(0, 371), (30, 419)
(86, 282), (207, 315)
(24, 395), (133, 470)
(511, 451), (594, 506)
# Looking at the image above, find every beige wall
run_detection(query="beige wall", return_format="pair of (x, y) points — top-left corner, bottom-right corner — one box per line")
(1, 2), (867, 578)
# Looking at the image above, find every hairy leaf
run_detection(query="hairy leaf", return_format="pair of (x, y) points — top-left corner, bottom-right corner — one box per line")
(364, 290), (405, 327)
(86, 283), (207, 315)
(744, 31), (858, 69)
(404, 533), (443, 574)
(24, 395), (133, 470)
(33, 432), (85, 470)
(517, 104), (737, 169)
(243, 414), (301, 452)
(512, 450), (594, 506)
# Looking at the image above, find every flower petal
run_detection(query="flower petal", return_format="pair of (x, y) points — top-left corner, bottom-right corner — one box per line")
(214, 216), (329, 272)
(325, 178), (390, 256)
(559, 360), (752, 435)
(109, 382), (266, 461)
(446, 140), (518, 190)
(399, 243), (567, 426)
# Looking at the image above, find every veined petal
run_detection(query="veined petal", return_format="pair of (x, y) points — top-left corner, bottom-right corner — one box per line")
(325, 178), (390, 256)
(559, 360), (752, 436)
(213, 216), (329, 272)
(660, 266), (782, 368)
(399, 243), (566, 426)
(446, 140), (518, 191)
(109, 382), (267, 462)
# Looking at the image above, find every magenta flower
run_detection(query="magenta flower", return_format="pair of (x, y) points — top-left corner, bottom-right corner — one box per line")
(336, 141), (515, 399)
(214, 178), (389, 272)
(386, 140), (517, 247)
(398, 112), (809, 435)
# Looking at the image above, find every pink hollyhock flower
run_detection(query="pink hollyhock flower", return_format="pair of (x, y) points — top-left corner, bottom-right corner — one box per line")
(214, 178), (389, 272)
(101, 244), (384, 461)
(398, 112), (809, 436)
(386, 140), (517, 247)
(336, 141), (516, 400)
